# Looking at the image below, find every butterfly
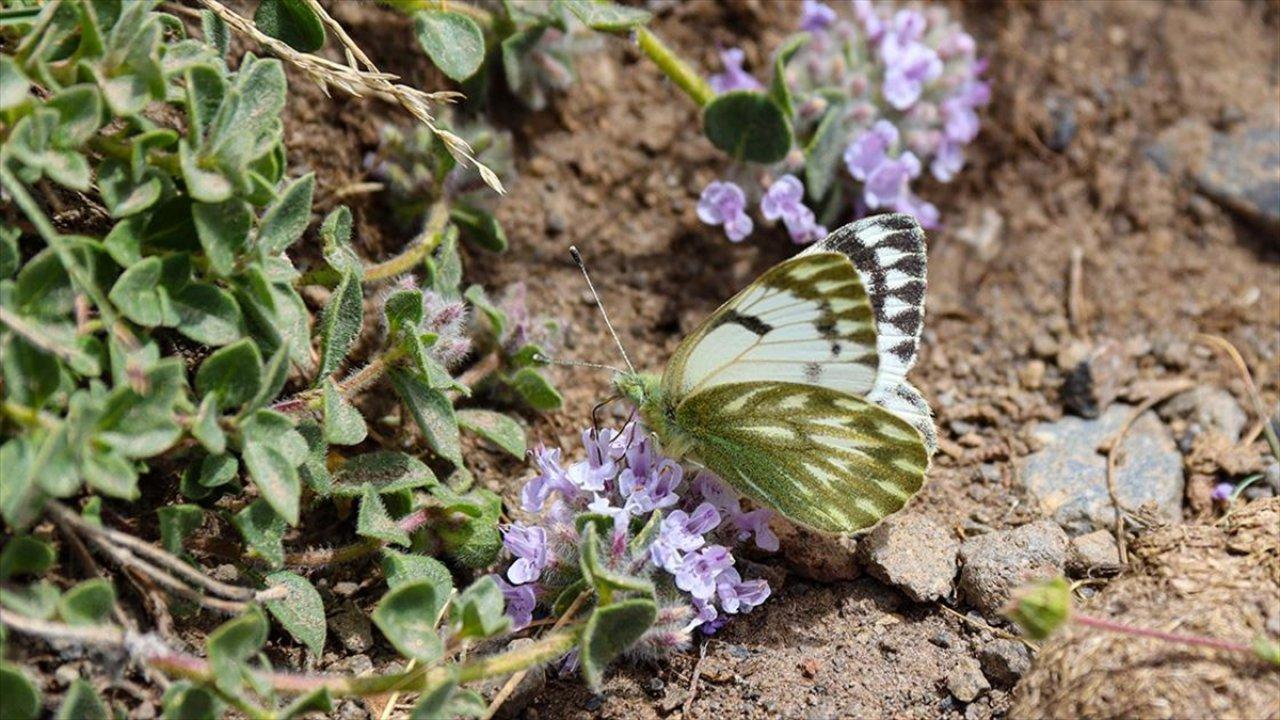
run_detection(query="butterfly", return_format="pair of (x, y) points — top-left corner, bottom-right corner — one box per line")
(602, 213), (935, 534)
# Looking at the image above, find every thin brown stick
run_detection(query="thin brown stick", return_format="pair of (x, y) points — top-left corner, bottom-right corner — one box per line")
(1101, 379), (1195, 563)
(1196, 333), (1279, 458)
(681, 640), (710, 716)
(1067, 245), (1087, 338)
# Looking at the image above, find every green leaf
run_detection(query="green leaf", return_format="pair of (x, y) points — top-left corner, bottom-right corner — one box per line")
(180, 139), (234, 203)
(55, 678), (109, 720)
(258, 173), (314, 255)
(0, 223), (19, 278)
(81, 448), (141, 500)
(247, 344), (291, 412)
(233, 499), (286, 568)
(196, 454), (239, 490)
(509, 366), (563, 411)
(501, 26), (549, 110)
(207, 605), (268, 695)
(170, 281), (244, 345)
(185, 64), (226, 140)
(1006, 576), (1071, 641)
(98, 158), (162, 217)
(192, 394), (227, 454)
(333, 451), (436, 497)
(381, 550), (453, 591)
(320, 205), (361, 275)
(434, 488), (502, 568)
(0, 536), (55, 581)
(451, 204), (507, 252)
(462, 284), (506, 338)
(703, 90), (793, 164)
(413, 10), (484, 82)
(769, 33), (808, 120)
(314, 270), (363, 383)
(356, 485), (410, 546)
(580, 598), (657, 689)
(389, 369), (462, 465)
(322, 379), (367, 446)
(1253, 636), (1280, 667)
(243, 442), (301, 525)
(0, 580), (60, 620)
(0, 663), (41, 720)
(372, 578), (449, 662)
(57, 578), (115, 626)
(296, 421), (332, 496)
(578, 525), (654, 604)
(157, 505), (204, 555)
(559, 0), (651, 31)
(453, 575), (509, 640)
(48, 84), (104, 148)
(457, 409), (526, 458)
(202, 9), (230, 58)
(425, 227), (462, 296)
(109, 256), (169, 326)
(0, 56), (31, 112)
(278, 687), (333, 719)
(409, 678), (459, 720)
(162, 681), (224, 720)
(384, 289), (424, 336)
(254, 0), (327, 53)
(196, 338), (263, 408)
(192, 198), (252, 276)
(804, 101), (848, 200)
(265, 571), (326, 655)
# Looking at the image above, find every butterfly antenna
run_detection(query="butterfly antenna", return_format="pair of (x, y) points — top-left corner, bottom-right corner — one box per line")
(569, 246), (636, 373)
(531, 353), (623, 374)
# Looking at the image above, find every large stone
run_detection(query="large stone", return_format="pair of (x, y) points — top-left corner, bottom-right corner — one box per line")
(1158, 387), (1248, 442)
(1016, 404), (1184, 535)
(858, 514), (959, 602)
(959, 520), (1068, 617)
(1195, 121), (1280, 234)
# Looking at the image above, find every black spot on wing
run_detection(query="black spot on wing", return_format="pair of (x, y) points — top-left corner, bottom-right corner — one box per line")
(888, 340), (915, 362)
(714, 309), (773, 336)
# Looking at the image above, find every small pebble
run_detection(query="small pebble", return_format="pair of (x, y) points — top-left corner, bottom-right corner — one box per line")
(947, 657), (991, 703)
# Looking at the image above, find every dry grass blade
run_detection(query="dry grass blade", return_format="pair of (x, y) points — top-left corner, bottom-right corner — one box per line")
(1195, 333), (1280, 459)
(193, 0), (504, 194)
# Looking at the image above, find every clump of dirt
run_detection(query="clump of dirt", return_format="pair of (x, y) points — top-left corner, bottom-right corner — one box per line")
(1012, 499), (1280, 719)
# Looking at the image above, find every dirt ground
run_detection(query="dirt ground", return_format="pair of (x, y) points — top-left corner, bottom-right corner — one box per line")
(284, 1), (1280, 718)
(13, 1), (1278, 718)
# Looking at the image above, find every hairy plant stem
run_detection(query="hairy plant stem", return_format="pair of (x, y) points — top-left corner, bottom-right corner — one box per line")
(297, 199), (451, 288)
(0, 609), (582, 699)
(284, 502), (448, 567)
(635, 28), (714, 106)
(1071, 613), (1257, 655)
(0, 399), (56, 430)
(273, 342), (409, 414)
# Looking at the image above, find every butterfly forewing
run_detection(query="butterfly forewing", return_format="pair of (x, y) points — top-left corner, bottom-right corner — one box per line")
(674, 382), (929, 533)
(662, 252), (880, 401)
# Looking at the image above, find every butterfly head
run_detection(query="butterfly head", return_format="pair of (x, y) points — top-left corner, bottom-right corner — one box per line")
(612, 370), (660, 408)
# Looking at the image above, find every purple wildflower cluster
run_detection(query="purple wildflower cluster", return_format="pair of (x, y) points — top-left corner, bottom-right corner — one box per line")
(697, 0), (989, 242)
(496, 424), (773, 639)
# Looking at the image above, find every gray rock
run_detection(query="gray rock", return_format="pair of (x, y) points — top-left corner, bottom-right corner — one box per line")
(958, 520), (1068, 616)
(979, 640), (1032, 686)
(1159, 387), (1248, 441)
(1016, 404), (1184, 535)
(774, 518), (861, 581)
(328, 601), (373, 653)
(858, 514), (959, 602)
(946, 657), (990, 703)
(1265, 461), (1280, 494)
(1195, 121), (1280, 233)
(336, 699), (370, 720)
(1066, 529), (1123, 576)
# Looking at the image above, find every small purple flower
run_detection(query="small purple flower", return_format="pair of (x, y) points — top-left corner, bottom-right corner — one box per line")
(863, 151), (921, 208)
(587, 493), (631, 533)
(844, 121), (899, 181)
(521, 445), (566, 512)
(931, 139), (964, 182)
(852, 0), (884, 41)
(618, 436), (681, 513)
(694, 472), (779, 551)
(709, 48), (762, 94)
(697, 181), (754, 242)
(496, 577), (537, 629)
(882, 42), (943, 110)
(674, 545), (733, 600)
(942, 96), (981, 144)
(650, 502), (721, 572)
(503, 523), (549, 584)
(690, 597), (726, 634)
(799, 0), (837, 32)
(895, 192), (940, 230)
(715, 567), (771, 614)
(1212, 482), (1235, 502)
(760, 175), (826, 245)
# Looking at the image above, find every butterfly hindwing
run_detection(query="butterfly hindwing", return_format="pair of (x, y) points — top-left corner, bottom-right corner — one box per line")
(803, 214), (936, 453)
(674, 381), (930, 533)
(662, 252), (880, 401)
